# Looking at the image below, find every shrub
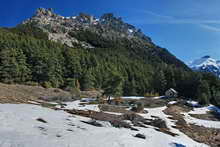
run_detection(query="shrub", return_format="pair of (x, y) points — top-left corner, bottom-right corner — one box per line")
(131, 102), (144, 113)
(42, 81), (52, 89)
(114, 97), (124, 105)
(70, 88), (81, 99)
(151, 118), (167, 129)
(144, 92), (159, 97)
(25, 81), (39, 86)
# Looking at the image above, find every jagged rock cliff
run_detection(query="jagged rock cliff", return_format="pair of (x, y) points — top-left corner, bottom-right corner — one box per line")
(23, 8), (151, 48)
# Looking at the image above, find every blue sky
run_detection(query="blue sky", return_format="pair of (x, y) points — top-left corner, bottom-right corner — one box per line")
(1, 0), (220, 63)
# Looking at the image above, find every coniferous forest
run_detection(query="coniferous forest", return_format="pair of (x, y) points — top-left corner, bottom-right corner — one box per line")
(0, 23), (220, 106)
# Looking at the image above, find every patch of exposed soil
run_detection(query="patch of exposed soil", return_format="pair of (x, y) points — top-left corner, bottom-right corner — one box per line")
(164, 105), (220, 147)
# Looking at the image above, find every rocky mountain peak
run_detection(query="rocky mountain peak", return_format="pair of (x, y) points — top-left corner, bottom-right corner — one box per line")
(22, 8), (152, 48)
(202, 55), (211, 59)
(35, 8), (55, 17)
(76, 13), (96, 24)
(101, 13), (118, 21)
(189, 56), (220, 78)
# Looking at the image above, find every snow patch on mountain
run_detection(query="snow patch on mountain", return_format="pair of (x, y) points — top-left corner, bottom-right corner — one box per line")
(189, 56), (220, 77)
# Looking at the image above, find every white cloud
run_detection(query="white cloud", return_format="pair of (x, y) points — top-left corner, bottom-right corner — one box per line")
(142, 10), (173, 20)
(199, 24), (220, 32)
(132, 10), (220, 32)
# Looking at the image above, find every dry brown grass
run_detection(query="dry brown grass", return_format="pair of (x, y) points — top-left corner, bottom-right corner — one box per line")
(98, 104), (130, 113)
(0, 83), (71, 104)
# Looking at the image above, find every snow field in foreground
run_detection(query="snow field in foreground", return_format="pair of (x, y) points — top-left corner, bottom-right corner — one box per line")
(0, 104), (208, 147)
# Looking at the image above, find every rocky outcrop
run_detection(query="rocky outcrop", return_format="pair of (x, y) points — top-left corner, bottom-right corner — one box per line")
(22, 8), (152, 48)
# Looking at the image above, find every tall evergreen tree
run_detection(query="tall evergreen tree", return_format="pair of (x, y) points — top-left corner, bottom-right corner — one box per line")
(103, 72), (123, 97)
(0, 47), (30, 83)
(80, 70), (95, 90)
(153, 70), (167, 95)
(197, 80), (211, 105)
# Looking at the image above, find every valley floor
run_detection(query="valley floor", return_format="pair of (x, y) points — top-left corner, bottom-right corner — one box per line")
(0, 101), (213, 147)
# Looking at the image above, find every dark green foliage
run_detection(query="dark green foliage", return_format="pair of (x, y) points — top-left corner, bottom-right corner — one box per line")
(65, 78), (78, 89)
(153, 70), (167, 95)
(0, 46), (30, 83)
(125, 78), (138, 96)
(212, 91), (220, 107)
(69, 30), (116, 48)
(103, 72), (124, 97)
(131, 102), (144, 112)
(8, 23), (48, 40)
(80, 71), (95, 90)
(0, 26), (220, 106)
(63, 48), (82, 79)
(196, 80), (211, 105)
(198, 93), (209, 105)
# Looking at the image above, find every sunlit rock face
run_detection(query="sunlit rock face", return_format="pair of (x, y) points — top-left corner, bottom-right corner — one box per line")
(22, 8), (152, 48)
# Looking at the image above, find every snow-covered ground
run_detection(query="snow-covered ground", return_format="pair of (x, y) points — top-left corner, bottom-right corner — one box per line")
(0, 103), (208, 147)
(121, 96), (145, 100)
(153, 96), (166, 99)
(168, 101), (177, 105)
(56, 100), (100, 111)
(140, 107), (208, 147)
(183, 105), (220, 129)
(186, 101), (200, 107)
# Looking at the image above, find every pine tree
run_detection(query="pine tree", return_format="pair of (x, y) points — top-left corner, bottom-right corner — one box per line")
(80, 70), (95, 90)
(165, 67), (176, 89)
(0, 47), (30, 83)
(63, 48), (82, 79)
(198, 93), (209, 105)
(103, 72), (123, 97)
(153, 70), (167, 95)
(125, 77), (137, 96)
(212, 90), (220, 107)
(197, 80), (211, 105)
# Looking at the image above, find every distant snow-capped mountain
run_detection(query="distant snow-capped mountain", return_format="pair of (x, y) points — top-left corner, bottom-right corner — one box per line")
(189, 56), (220, 77)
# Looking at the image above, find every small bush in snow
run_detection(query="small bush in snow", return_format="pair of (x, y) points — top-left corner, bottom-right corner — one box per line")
(131, 102), (144, 113)
(150, 118), (167, 129)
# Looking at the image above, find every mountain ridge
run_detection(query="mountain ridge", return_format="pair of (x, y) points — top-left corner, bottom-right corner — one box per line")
(189, 56), (220, 78)
(22, 8), (152, 48)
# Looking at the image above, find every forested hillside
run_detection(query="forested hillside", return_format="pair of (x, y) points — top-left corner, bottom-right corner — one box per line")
(0, 8), (220, 106)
